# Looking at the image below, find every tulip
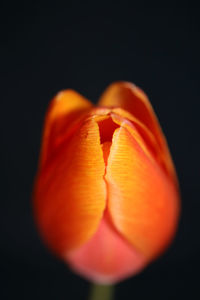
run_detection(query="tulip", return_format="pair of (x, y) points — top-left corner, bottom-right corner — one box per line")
(33, 81), (180, 284)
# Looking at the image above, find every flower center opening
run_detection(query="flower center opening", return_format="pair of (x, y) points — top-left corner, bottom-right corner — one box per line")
(98, 116), (119, 144)
(97, 116), (119, 166)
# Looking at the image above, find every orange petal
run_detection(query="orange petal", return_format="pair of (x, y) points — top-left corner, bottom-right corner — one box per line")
(34, 119), (106, 255)
(105, 126), (180, 260)
(66, 215), (146, 284)
(99, 82), (177, 183)
(99, 81), (160, 137)
(110, 113), (154, 164)
(40, 90), (92, 168)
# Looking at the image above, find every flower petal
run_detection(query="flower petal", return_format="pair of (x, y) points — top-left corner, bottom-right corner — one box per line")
(99, 81), (159, 136)
(34, 119), (106, 255)
(40, 90), (92, 168)
(66, 215), (146, 284)
(105, 126), (180, 260)
(99, 82), (177, 183)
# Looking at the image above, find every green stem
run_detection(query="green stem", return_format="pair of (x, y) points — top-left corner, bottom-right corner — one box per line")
(89, 283), (114, 300)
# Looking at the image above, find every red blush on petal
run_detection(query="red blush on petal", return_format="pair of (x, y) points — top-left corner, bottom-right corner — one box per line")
(65, 216), (147, 284)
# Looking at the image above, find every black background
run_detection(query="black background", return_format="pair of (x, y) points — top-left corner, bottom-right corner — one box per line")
(1, 1), (200, 299)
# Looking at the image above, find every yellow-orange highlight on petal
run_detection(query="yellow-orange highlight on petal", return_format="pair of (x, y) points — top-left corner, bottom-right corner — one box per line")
(33, 82), (180, 284)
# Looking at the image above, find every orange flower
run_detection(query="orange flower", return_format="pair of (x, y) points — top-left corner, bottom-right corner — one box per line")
(33, 82), (180, 284)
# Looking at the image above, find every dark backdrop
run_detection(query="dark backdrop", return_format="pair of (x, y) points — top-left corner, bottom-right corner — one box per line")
(1, 1), (200, 299)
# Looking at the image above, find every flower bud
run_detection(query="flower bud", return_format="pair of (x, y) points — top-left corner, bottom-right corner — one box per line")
(33, 82), (180, 284)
